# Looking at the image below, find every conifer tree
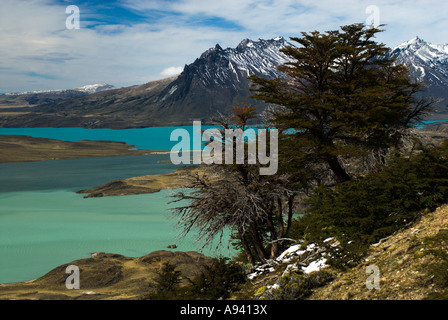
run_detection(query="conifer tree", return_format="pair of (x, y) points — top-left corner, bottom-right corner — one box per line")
(250, 23), (434, 183)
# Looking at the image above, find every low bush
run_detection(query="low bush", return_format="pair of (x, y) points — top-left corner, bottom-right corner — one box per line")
(258, 270), (334, 300)
(143, 262), (183, 300)
(291, 140), (448, 269)
(185, 257), (247, 300)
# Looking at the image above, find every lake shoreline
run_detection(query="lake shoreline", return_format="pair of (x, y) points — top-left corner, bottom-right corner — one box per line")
(0, 250), (217, 300)
(0, 135), (171, 164)
(77, 165), (203, 198)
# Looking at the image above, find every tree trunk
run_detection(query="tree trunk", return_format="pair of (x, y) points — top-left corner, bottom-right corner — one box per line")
(284, 196), (295, 238)
(266, 212), (279, 259)
(269, 197), (286, 259)
(250, 225), (267, 263)
(276, 197), (285, 238)
(239, 232), (256, 266)
(327, 155), (351, 183)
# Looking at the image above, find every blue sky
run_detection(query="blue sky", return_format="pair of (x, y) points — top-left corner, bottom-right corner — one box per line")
(1, 0), (447, 93)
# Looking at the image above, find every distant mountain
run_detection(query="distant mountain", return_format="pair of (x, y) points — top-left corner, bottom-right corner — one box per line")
(389, 37), (448, 118)
(0, 77), (176, 128)
(0, 84), (115, 109)
(74, 84), (117, 94)
(0, 36), (447, 128)
(5, 84), (116, 96)
(0, 37), (291, 128)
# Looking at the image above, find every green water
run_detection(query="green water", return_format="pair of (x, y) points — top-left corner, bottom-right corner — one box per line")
(1, 122), (447, 284)
(0, 126), (218, 151)
(0, 189), (232, 284)
(0, 153), (233, 284)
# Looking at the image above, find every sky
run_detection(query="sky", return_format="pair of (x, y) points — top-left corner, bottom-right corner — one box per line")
(0, 0), (447, 93)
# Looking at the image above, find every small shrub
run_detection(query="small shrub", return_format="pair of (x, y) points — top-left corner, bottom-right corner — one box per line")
(185, 257), (247, 300)
(321, 241), (369, 271)
(259, 270), (333, 300)
(143, 262), (183, 300)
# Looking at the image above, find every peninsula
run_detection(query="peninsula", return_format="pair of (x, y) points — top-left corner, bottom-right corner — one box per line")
(0, 135), (167, 163)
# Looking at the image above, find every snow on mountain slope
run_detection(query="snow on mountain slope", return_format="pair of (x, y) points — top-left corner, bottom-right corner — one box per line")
(5, 84), (115, 96)
(390, 36), (448, 86)
(389, 37), (448, 117)
(183, 37), (291, 89)
(2, 35), (447, 128)
(154, 37), (292, 116)
(75, 84), (116, 94)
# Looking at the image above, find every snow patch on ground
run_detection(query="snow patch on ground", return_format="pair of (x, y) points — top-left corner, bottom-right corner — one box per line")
(247, 241), (330, 280)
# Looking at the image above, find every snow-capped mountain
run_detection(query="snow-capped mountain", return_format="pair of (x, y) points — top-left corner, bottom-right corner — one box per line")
(193, 37), (291, 87)
(75, 84), (116, 94)
(389, 37), (448, 114)
(0, 83), (116, 110)
(2, 36), (447, 128)
(5, 84), (115, 96)
(152, 37), (292, 122)
(391, 37), (448, 82)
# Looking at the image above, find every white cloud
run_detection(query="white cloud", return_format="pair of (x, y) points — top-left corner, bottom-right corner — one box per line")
(160, 66), (183, 76)
(1, 0), (447, 92)
(0, 0), (236, 92)
(124, 0), (448, 47)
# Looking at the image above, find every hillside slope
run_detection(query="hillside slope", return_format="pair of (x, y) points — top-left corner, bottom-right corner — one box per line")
(0, 77), (177, 128)
(308, 204), (448, 300)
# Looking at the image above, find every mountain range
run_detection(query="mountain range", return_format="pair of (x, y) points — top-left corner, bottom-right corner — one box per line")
(0, 36), (446, 129)
(389, 36), (448, 115)
(0, 84), (115, 109)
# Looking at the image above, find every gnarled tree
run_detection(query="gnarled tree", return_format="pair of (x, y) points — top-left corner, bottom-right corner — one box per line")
(170, 105), (299, 265)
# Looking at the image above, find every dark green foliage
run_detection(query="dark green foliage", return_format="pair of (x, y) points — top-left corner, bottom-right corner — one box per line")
(426, 291), (448, 300)
(250, 23), (434, 184)
(143, 258), (247, 300)
(291, 141), (448, 269)
(321, 241), (368, 270)
(259, 270), (334, 300)
(144, 262), (183, 300)
(185, 257), (247, 300)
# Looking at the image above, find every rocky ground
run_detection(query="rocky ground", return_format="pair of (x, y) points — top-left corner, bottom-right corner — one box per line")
(234, 204), (448, 300)
(415, 123), (448, 145)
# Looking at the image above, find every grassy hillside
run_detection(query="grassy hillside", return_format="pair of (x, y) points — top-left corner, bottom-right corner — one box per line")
(239, 204), (448, 300)
(308, 204), (448, 300)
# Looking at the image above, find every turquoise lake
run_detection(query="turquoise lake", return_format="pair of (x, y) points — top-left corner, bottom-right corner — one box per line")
(0, 127), (235, 284)
(0, 126), (218, 151)
(0, 121), (445, 284)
